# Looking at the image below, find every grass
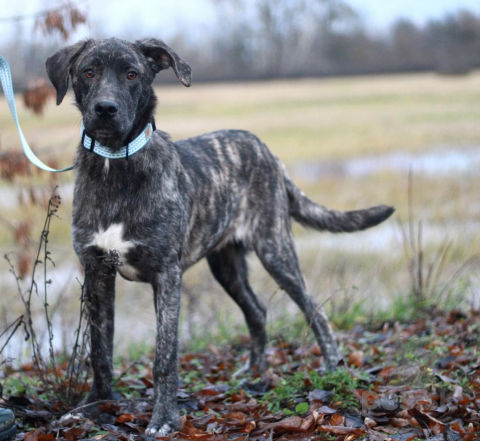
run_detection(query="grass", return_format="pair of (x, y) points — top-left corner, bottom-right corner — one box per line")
(263, 368), (371, 413)
(1, 71), (479, 362)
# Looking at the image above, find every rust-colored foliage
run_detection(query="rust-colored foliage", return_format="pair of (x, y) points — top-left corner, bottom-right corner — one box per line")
(3, 309), (480, 441)
(15, 222), (32, 277)
(0, 151), (58, 277)
(14, 220), (32, 245)
(34, 1), (87, 40)
(23, 78), (56, 116)
(24, 429), (55, 441)
(0, 151), (31, 181)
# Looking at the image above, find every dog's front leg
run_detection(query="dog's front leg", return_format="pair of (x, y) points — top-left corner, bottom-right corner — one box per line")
(146, 266), (182, 437)
(84, 260), (116, 403)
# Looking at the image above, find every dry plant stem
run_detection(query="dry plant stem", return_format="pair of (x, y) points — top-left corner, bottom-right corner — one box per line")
(4, 188), (90, 403)
(0, 315), (24, 357)
(65, 279), (90, 402)
(65, 397), (153, 418)
(113, 356), (144, 386)
(436, 256), (479, 303)
(5, 254), (50, 391)
(399, 172), (474, 308)
(37, 267), (75, 350)
(42, 198), (61, 393)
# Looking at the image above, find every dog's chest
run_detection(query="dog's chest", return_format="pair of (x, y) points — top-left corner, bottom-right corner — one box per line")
(73, 187), (142, 281)
(87, 223), (140, 281)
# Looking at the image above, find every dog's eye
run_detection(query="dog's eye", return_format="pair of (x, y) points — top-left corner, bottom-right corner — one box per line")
(127, 71), (138, 80)
(84, 69), (94, 79)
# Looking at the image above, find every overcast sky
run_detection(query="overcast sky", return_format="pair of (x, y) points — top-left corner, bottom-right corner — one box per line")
(349, 0), (480, 28)
(1, 0), (480, 42)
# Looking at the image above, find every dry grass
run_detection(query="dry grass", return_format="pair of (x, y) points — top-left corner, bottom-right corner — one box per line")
(2, 71), (480, 162)
(1, 72), (479, 356)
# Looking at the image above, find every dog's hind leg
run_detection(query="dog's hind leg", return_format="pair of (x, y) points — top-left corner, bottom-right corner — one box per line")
(207, 243), (267, 374)
(253, 224), (342, 370)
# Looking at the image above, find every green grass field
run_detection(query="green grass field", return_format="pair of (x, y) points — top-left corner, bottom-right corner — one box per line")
(1, 71), (479, 356)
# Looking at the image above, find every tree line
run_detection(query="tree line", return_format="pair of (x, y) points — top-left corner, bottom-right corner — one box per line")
(2, 0), (480, 90)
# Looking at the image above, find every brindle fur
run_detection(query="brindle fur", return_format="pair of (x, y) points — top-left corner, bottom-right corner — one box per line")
(46, 38), (394, 436)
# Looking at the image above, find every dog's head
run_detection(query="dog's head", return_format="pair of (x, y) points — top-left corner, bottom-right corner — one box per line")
(46, 38), (191, 146)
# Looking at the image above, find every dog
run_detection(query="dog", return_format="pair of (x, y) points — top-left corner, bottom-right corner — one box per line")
(45, 38), (394, 436)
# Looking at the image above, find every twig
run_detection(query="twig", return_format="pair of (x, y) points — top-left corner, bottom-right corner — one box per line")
(0, 1), (88, 24)
(113, 356), (144, 386)
(398, 171), (475, 309)
(0, 315), (24, 355)
(63, 397), (153, 418)
(65, 279), (90, 402)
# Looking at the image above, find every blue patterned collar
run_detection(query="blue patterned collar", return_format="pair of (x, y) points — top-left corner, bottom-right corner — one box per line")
(81, 122), (155, 160)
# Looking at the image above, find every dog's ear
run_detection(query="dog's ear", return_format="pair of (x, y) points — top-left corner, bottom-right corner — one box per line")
(46, 40), (90, 105)
(135, 39), (192, 87)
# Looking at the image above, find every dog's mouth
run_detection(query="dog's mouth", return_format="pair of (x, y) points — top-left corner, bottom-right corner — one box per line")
(83, 121), (126, 147)
(92, 128), (116, 138)
(83, 111), (135, 148)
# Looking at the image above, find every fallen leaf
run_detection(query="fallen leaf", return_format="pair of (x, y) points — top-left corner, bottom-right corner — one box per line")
(115, 413), (135, 423)
(24, 429), (55, 441)
(348, 351), (365, 367)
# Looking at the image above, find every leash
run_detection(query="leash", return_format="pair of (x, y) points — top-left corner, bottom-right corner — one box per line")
(1, 54), (155, 172)
(0, 54), (74, 172)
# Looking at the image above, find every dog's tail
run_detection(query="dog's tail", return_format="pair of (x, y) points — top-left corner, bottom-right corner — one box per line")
(283, 168), (394, 233)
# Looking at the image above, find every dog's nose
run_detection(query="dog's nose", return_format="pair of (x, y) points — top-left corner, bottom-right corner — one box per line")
(94, 101), (119, 119)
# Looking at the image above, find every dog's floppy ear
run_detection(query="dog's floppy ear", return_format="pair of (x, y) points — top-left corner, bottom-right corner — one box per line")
(135, 39), (192, 87)
(45, 40), (90, 105)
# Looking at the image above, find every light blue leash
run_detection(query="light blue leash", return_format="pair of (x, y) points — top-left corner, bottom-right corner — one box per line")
(0, 54), (73, 172)
(0, 54), (155, 172)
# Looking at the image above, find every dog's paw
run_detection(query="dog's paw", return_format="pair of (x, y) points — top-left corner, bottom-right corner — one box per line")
(232, 362), (249, 378)
(145, 423), (172, 437)
(53, 411), (86, 427)
(232, 356), (266, 377)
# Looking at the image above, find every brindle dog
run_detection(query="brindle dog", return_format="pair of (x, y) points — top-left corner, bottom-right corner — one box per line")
(46, 38), (394, 436)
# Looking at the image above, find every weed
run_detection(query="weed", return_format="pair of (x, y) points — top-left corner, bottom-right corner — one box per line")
(122, 341), (151, 361)
(329, 299), (367, 330)
(2, 189), (90, 405)
(398, 172), (476, 310)
(263, 367), (370, 414)
(2, 376), (41, 397)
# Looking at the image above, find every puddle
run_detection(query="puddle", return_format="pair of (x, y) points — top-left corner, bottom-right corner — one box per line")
(291, 145), (480, 181)
(296, 220), (480, 254)
(1, 145), (479, 209)
(0, 183), (74, 210)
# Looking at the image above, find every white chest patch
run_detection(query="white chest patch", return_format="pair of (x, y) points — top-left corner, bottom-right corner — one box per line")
(88, 223), (139, 280)
(89, 223), (134, 254)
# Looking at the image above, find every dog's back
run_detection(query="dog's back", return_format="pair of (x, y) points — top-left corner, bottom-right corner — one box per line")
(175, 129), (394, 268)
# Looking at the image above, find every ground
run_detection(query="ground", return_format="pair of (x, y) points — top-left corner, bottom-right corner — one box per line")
(2, 308), (480, 440)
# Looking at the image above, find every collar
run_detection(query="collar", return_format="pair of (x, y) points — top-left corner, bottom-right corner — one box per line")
(80, 122), (155, 160)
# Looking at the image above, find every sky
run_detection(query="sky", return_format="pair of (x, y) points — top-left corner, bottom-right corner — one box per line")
(348, 0), (480, 29)
(1, 0), (480, 42)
